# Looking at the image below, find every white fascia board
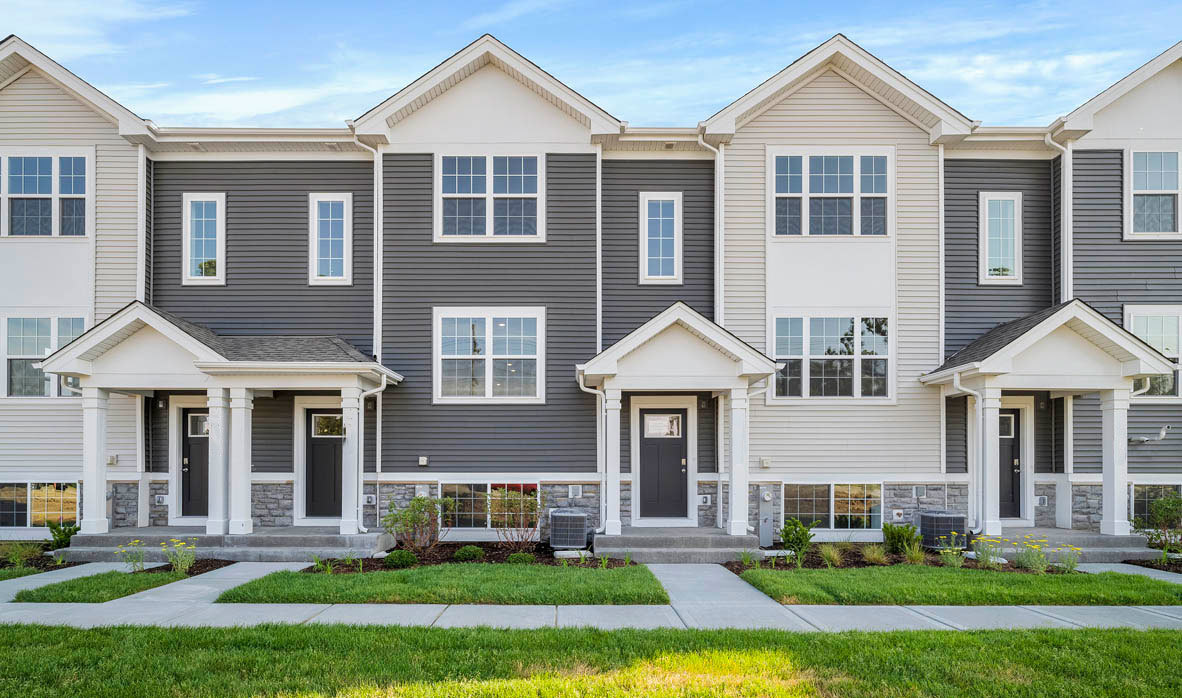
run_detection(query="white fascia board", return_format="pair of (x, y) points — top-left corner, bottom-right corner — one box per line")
(919, 363), (983, 385)
(194, 361), (403, 383)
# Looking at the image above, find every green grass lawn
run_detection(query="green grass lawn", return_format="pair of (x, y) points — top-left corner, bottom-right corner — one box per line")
(13, 570), (185, 603)
(0, 567), (42, 581)
(0, 625), (1179, 697)
(741, 565), (1182, 605)
(218, 563), (669, 605)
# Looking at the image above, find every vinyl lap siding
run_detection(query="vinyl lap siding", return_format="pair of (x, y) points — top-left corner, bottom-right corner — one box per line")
(144, 158), (153, 304)
(943, 159), (1055, 357)
(724, 70), (942, 476)
(602, 160), (714, 346)
(151, 161), (374, 355)
(945, 396), (967, 474)
(381, 153), (597, 473)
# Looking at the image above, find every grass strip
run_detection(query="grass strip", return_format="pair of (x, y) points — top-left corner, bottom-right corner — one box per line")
(13, 570), (186, 603)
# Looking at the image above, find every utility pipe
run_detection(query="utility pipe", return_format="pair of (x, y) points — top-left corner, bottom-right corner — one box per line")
(355, 374), (388, 533)
(698, 134), (725, 325)
(1044, 134), (1073, 302)
(576, 370), (608, 534)
(953, 371), (986, 534)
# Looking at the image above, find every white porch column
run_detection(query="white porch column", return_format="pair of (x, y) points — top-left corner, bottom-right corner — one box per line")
(205, 388), (230, 535)
(604, 389), (623, 535)
(228, 388), (253, 534)
(981, 387), (1003, 536)
(1100, 388), (1132, 535)
(80, 387), (110, 534)
(340, 387), (362, 535)
(727, 387), (749, 536)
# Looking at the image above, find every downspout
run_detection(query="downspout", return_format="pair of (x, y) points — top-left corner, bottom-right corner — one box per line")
(698, 134), (725, 325)
(953, 372), (986, 534)
(1044, 134), (1073, 302)
(355, 374), (388, 533)
(576, 369), (608, 534)
(352, 133), (384, 534)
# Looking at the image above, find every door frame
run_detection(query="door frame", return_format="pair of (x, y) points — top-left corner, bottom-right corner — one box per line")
(293, 396), (343, 527)
(629, 395), (697, 527)
(999, 395), (1036, 527)
(168, 395), (210, 526)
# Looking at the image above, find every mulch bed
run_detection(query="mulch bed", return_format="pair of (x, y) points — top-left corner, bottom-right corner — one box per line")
(724, 544), (1073, 576)
(1123, 558), (1182, 574)
(0, 555), (82, 572)
(134, 559), (236, 576)
(300, 542), (628, 574)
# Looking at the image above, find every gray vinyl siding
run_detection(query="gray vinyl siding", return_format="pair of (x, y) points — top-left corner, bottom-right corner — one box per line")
(150, 161), (374, 355)
(1050, 155), (1061, 302)
(945, 396), (967, 474)
(620, 392), (717, 474)
(144, 158), (153, 304)
(602, 160), (714, 346)
(380, 153), (597, 473)
(944, 159), (1055, 357)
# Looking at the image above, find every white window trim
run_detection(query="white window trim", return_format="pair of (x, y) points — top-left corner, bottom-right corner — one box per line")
(1124, 148), (1182, 240)
(765, 146), (894, 239)
(0, 481), (79, 529)
(181, 192), (226, 286)
(307, 192), (353, 286)
(433, 152), (547, 243)
(437, 481), (543, 538)
(1, 313), (88, 399)
(1124, 304), (1182, 403)
(978, 191), (1023, 285)
(766, 309), (896, 405)
(0, 147), (95, 238)
(637, 191), (683, 285)
(432, 306), (547, 405)
(781, 482), (885, 533)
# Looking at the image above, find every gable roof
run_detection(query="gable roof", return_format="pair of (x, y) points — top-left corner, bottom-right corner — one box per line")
(701, 34), (976, 143)
(351, 34), (622, 144)
(925, 299), (1174, 380)
(1055, 40), (1182, 138)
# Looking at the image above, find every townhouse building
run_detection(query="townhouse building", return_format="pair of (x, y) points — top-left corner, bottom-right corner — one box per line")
(2, 32), (1180, 553)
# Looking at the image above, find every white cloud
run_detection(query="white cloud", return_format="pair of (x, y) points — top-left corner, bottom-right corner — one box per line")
(2, 0), (191, 61)
(459, 0), (569, 31)
(194, 74), (261, 85)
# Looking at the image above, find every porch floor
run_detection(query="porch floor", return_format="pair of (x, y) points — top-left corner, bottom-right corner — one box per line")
(997, 526), (1155, 563)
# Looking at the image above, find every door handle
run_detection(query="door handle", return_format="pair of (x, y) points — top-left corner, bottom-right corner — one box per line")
(182, 467), (189, 472)
(1012, 468), (1020, 473)
(681, 468), (686, 473)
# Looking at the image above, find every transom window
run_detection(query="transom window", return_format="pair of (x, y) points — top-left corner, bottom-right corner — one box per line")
(772, 315), (890, 399)
(1, 152), (90, 237)
(769, 150), (891, 237)
(783, 483), (882, 530)
(182, 193), (226, 285)
(434, 307), (545, 403)
(1130, 151), (1179, 236)
(978, 192), (1022, 284)
(438, 155), (544, 241)
(308, 193), (353, 285)
(312, 414), (344, 437)
(1125, 306), (1182, 399)
(638, 191), (683, 284)
(0, 482), (78, 527)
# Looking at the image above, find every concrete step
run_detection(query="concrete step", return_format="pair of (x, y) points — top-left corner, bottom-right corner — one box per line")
(594, 547), (748, 564)
(56, 547), (367, 563)
(70, 533), (229, 548)
(594, 533), (760, 549)
(222, 533), (383, 549)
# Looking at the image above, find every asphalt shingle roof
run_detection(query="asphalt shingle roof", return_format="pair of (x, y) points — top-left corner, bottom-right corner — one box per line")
(931, 300), (1075, 375)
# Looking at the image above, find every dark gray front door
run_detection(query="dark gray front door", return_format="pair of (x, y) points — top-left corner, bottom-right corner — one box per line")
(181, 409), (209, 517)
(999, 408), (1021, 518)
(638, 409), (688, 518)
(306, 412), (343, 518)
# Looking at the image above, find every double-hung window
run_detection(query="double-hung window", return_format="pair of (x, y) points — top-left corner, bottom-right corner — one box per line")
(434, 307), (545, 404)
(978, 192), (1022, 284)
(3, 316), (84, 398)
(769, 148), (892, 237)
(772, 315), (891, 399)
(783, 483), (882, 530)
(1127, 151), (1179, 238)
(437, 154), (545, 241)
(308, 193), (352, 285)
(1125, 305), (1182, 399)
(638, 191), (682, 284)
(0, 151), (92, 237)
(182, 193), (226, 285)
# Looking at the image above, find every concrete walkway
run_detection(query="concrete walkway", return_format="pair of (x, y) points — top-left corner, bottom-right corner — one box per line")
(1079, 562), (1182, 584)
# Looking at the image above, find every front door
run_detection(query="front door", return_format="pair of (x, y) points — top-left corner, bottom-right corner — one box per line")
(638, 409), (688, 518)
(306, 412), (344, 518)
(181, 409), (209, 517)
(998, 408), (1021, 518)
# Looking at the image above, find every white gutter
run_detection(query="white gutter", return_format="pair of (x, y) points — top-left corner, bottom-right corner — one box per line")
(698, 134), (724, 325)
(953, 371), (986, 534)
(355, 374), (389, 533)
(576, 369), (608, 534)
(1044, 134), (1073, 302)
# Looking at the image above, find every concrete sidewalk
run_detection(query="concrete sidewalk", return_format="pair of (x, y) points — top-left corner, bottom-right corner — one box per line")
(1078, 562), (1182, 584)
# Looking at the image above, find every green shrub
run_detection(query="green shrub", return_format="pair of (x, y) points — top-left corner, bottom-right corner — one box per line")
(2, 541), (42, 568)
(938, 548), (965, 568)
(453, 545), (484, 562)
(1014, 545), (1049, 574)
(817, 543), (843, 569)
(882, 522), (921, 555)
(972, 537), (1004, 570)
(861, 543), (888, 565)
(46, 521), (80, 551)
(381, 496), (455, 556)
(780, 518), (819, 569)
(384, 550), (418, 569)
(902, 540), (926, 565)
(506, 552), (535, 564)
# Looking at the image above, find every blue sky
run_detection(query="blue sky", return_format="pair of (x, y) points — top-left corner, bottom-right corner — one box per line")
(4, 0), (1182, 128)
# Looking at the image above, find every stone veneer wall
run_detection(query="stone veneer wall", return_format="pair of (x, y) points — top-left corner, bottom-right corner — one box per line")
(251, 482), (293, 528)
(149, 482), (168, 525)
(541, 483), (600, 532)
(364, 483), (440, 529)
(620, 481), (632, 524)
(697, 481), (717, 527)
(1072, 484), (1103, 531)
(111, 483), (138, 529)
(1034, 483), (1057, 527)
(883, 484), (969, 526)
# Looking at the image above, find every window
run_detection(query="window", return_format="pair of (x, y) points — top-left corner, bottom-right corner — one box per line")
(638, 192), (683, 284)
(0, 482), (77, 527)
(57, 317), (84, 394)
(1, 152), (91, 237)
(1128, 151), (1179, 237)
(3, 316), (86, 398)
(1131, 484), (1181, 524)
(437, 155), (544, 241)
(769, 149), (891, 237)
(772, 315), (891, 399)
(999, 414), (1015, 438)
(644, 413), (682, 438)
(782, 483), (882, 530)
(307, 193), (353, 285)
(312, 414), (344, 437)
(978, 192), (1022, 284)
(434, 307), (545, 403)
(441, 483), (539, 529)
(1125, 306), (1182, 399)
(182, 193), (226, 285)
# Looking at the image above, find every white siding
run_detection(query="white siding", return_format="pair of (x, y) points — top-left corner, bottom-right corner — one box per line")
(723, 70), (942, 477)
